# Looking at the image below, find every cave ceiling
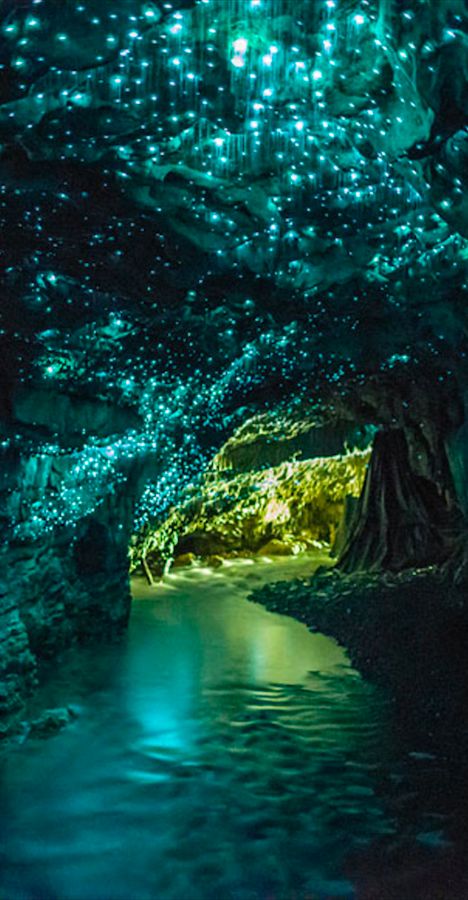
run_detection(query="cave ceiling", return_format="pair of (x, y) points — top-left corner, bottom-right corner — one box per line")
(0, 0), (467, 533)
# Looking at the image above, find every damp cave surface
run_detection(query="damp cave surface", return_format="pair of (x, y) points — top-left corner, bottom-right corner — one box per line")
(1, 555), (467, 900)
(1, 0), (468, 895)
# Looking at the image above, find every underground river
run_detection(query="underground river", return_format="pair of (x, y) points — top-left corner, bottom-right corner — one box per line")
(1, 554), (467, 899)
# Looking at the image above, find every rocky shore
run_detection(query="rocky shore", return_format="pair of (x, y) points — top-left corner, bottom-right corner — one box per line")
(250, 565), (468, 757)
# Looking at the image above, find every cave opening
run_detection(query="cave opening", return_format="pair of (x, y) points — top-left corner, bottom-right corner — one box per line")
(129, 415), (376, 582)
(130, 412), (462, 585)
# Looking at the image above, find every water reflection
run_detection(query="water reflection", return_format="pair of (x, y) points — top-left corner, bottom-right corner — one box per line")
(0, 555), (465, 899)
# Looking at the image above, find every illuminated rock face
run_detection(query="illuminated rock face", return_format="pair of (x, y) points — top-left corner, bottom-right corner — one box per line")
(0, 0), (467, 722)
(170, 451), (369, 560)
(0, 431), (156, 732)
(131, 422), (372, 570)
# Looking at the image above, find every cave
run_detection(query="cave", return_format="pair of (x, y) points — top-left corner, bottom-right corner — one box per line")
(1, 0), (468, 896)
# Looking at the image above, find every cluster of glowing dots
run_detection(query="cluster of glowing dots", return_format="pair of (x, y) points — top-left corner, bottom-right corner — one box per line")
(1, 0), (465, 541)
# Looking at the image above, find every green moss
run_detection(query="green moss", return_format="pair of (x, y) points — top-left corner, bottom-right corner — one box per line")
(131, 448), (370, 575)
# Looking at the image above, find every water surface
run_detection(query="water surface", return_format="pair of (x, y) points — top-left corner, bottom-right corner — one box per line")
(0, 555), (464, 899)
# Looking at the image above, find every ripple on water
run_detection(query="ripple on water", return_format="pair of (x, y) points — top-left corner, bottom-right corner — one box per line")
(0, 556), (461, 899)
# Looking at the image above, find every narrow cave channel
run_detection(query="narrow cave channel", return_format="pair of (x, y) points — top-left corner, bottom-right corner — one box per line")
(1, 0), (468, 898)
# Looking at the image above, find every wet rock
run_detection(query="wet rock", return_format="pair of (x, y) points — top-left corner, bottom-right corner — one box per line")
(206, 555), (224, 568)
(0, 496), (134, 733)
(135, 451), (370, 571)
(173, 552), (197, 568)
(28, 706), (78, 737)
(257, 539), (298, 557)
(12, 387), (142, 438)
(176, 532), (228, 558)
(251, 566), (468, 756)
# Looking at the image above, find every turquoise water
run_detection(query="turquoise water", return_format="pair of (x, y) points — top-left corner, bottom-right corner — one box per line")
(0, 556), (463, 899)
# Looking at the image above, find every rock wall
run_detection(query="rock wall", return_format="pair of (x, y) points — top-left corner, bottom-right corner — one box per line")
(339, 429), (459, 573)
(329, 374), (467, 574)
(131, 449), (371, 575)
(446, 384), (468, 519)
(0, 475), (138, 737)
(215, 420), (374, 474)
(0, 389), (158, 737)
(0, 518), (130, 737)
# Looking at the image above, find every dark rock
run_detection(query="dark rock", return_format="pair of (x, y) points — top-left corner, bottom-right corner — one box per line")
(28, 705), (78, 737)
(251, 566), (468, 755)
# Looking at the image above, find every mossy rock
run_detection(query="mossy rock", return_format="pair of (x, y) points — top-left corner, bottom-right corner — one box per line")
(173, 552), (197, 568)
(257, 539), (299, 557)
(206, 555), (224, 568)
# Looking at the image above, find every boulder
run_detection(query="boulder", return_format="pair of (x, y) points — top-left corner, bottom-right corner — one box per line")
(257, 539), (298, 557)
(28, 706), (78, 737)
(206, 555), (224, 568)
(172, 552), (197, 568)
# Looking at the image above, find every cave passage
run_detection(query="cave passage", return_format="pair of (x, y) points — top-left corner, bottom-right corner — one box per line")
(1, 0), (468, 896)
(2, 556), (467, 900)
(130, 423), (374, 578)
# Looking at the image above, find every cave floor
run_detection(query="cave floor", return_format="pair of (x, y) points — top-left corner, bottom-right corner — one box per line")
(1, 555), (468, 899)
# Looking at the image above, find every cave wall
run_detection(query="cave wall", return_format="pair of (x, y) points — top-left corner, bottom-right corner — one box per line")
(0, 390), (159, 736)
(0, 0), (467, 726)
(445, 384), (468, 520)
(447, 423), (468, 523)
(331, 374), (466, 573)
(214, 420), (374, 474)
(133, 447), (370, 572)
(338, 428), (458, 573)
(0, 508), (130, 735)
